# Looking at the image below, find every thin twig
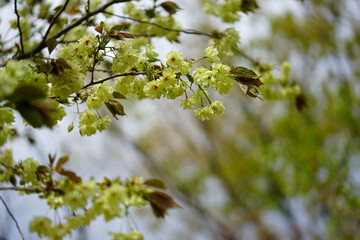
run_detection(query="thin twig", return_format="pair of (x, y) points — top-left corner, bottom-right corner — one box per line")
(102, 11), (213, 37)
(82, 71), (147, 89)
(90, 45), (102, 83)
(12, 0), (131, 61)
(43, 0), (71, 41)
(14, 0), (24, 53)
(0, 195), (25, 240)
(197, 84), (212, 104)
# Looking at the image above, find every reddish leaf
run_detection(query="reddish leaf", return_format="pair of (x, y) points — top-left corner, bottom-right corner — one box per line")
(145, 191), (181, 218)
(58, 169), (81, 183)
(55, 155), (69, 172)
(66, 6), (81, 14)
(119, 32), (135, 39)
(95, 21), (104, 34)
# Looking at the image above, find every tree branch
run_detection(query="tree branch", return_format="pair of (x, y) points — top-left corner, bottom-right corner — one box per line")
(13, 0), (131, 61)
(102, 11), (213, 37)
(0, 195), (25, 240)
(14, 0), (24, 54)
(42, 0), (71, 41)
(0, 161), (15, 170)
(0, 187), (44, 193)
(81, 71), (147, 89)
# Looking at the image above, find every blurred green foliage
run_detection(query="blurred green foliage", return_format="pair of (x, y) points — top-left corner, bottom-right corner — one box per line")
(132, 0), (360, 239)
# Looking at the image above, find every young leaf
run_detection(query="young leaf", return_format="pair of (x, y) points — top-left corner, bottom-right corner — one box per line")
(230, 66), (263, 99)
(55, 155), (69, 172)
(241, 0), (259, 13)
(108, 32), (135, 40)
(16, 105), (43, 128)
(230, 66), (261, 83)
(105, 100), (126, 119)
(119, 32), (135, 39)
(160, 1), (182, 15)
(58, 169), (81, 183)
(66, 6), (81, 15)
(144, 191), (181, 218)
(6, 86), (58, 128)
(95, 21), (104, 34)
(144, 179), (167, 190)
(110, 23), (130, 32)
(112, 91), (127, 99)
(47, 38), (58, 54)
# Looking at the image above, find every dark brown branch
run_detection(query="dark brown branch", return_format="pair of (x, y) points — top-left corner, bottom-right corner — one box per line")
(82, 71), (147, 89)
(0, 195), (25, 240)
(14, 0), (24, 53)
(43, 0), (71, 41)
(0, 187), (44, 193)
(13, 0), (131, 61)
(86, 0), (91, 14)
(102, 11), (213, 37)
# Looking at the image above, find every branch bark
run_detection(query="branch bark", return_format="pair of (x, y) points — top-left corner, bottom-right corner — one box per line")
(0, 187), (44, 193)
(42, 0), (71, 41)
(82, 71), (147, 89)
(14, 0), (24, 54)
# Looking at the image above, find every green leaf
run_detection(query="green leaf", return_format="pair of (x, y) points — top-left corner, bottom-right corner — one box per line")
(8, 85), (46, 102)
(160, 1), (181, 15)
(6, 86), (58, 128)
(230, 66), (263, 99)
(16, 105), (43, 128)
(47, 38), (58, 54)
(105, 100), (126, 119)
(112, 91), (127, 99)
(241, 0), (259, 13)
(36, 165), (50, 174)
(144, 179), (167, 190)
(110, 23), (129, 32)
(230, 66), (261, 82)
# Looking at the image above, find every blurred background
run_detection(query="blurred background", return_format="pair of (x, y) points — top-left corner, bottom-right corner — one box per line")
(1, 0), (360, 239)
